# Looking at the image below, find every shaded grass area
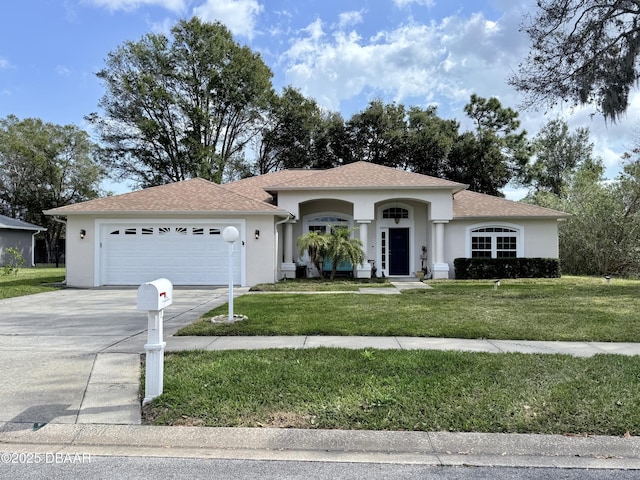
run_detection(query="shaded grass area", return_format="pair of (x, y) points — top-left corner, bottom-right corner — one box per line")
(178, 277), (640, 342)
(0, 268), (65, 299)
(250, 277), (393, 292)
(143, 348), (640, 436)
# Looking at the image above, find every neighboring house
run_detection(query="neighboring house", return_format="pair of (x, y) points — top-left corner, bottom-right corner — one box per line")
(0, 214), (46, 267)
(45, 161), (568, 287)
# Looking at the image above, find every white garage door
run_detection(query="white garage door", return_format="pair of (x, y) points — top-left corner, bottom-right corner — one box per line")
(100, 223), (242, 285)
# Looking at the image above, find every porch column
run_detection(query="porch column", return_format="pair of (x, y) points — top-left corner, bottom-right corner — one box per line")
(432, 221), (450, 279)
(355, 220), (372, 278)
(281, 221), (296, 280)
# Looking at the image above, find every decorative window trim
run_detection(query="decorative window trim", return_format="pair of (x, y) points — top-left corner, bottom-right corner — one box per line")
(303, 212), (352, 234)
(465, 223), (524, 259)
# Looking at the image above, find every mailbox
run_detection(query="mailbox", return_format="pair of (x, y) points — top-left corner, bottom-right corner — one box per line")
(137, 278), (173, 311)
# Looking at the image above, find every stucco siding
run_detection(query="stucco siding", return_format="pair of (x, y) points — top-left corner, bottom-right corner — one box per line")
(445, 218), (562, 278)
(0, 230), (36, 267)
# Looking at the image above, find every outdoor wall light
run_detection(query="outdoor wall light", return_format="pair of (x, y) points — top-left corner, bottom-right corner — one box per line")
(80, 229), (86, 239)
(255, 229), (260, 240)
(393, 216), (401, 224)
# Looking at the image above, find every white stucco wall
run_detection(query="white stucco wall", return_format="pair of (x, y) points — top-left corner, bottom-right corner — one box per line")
(66, 215), (96, 287)
(278, 189), (454, 221)
(444, 218), (562, 278)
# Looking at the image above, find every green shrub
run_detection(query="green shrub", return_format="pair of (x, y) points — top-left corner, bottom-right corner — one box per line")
(454, 258), (560, 279)
(2, 247), (25, 276)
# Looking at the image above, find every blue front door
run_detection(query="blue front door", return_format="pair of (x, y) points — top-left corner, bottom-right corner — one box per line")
(389, 228), (409, 275)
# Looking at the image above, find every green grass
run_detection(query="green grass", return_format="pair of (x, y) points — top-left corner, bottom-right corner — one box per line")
(177, 276), (640, 342)
(250, 277), (393, 291)
(143, 348), (640, 436)
(0, 267), (65, 299)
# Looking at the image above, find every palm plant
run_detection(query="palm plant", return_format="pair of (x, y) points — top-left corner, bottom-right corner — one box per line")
(324, 226), (365, 280)
(297, 231), (328, 275)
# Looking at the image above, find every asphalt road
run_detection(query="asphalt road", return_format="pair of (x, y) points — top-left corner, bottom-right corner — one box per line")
(1, 457), (638, 480)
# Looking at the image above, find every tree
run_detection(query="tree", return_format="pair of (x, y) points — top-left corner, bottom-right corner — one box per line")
(510, 0), (640, 121)
(345, 100), (407, 167)
(444, 95), (530, 196)
(322, 226), (365, 281)
(523, 119), (594, 197)
(403, 106), (459, 177)
(256, 87), (334, 173)
(0, 115), (104, 265)
(532, 156), (640, 276)
(88, 17), (274, 187)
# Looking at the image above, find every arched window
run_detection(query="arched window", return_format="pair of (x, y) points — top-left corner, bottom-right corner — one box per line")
(304, 214), (350, 234)
(468, 225), (522, 258)
(382, 207), (409, 221)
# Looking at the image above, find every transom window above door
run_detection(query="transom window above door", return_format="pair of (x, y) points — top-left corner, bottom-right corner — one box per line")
(382, 207), (409, 220)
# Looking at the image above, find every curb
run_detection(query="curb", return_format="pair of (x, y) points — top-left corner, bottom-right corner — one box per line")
(1, 424), (639, 469)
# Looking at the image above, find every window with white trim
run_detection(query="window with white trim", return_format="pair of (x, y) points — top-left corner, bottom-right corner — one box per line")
(470, 227), (519, 259)
(305, 215), (350, 234)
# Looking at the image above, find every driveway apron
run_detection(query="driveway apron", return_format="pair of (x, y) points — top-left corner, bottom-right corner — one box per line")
(0, 287), (227, 428)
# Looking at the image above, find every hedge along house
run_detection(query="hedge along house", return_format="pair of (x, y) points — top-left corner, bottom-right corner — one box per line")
(0, 214), (46, 267)
(46, 161), (569, 288)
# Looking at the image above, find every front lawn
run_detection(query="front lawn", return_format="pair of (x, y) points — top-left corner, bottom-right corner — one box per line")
(250, 277), (393, 292)
(0, 267), (65, 299)
(177, 276), (640, 342)
(144, 348), (640, 436)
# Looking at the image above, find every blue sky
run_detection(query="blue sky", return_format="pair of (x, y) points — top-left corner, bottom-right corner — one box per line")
(1, 0), (638, 198)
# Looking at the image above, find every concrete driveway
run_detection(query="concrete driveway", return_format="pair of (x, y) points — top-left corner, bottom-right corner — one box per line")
(0, 287), (229, 428)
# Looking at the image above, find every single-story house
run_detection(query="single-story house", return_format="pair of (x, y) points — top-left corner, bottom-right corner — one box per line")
(45, 161), (569, 287)
(0, 214), (46, 267)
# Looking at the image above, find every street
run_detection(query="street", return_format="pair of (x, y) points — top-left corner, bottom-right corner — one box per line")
(1, 456), (638, 480)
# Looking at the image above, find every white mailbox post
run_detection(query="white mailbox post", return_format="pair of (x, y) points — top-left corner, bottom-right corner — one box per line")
(137, 278), (173, 405)
(222, 226), (240, 322)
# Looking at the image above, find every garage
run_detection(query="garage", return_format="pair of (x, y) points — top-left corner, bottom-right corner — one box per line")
(99, 222), (242, 286)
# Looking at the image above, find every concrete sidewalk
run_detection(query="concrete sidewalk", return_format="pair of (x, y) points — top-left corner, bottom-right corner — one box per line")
(164, 335), (640, 357)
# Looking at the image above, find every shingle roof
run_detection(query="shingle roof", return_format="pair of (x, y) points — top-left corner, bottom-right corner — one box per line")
(267, 161), (467, 190)
(0, 214), (46, 231)
(453, 190), (569, 219)
(45, 178), (288, 216)
(224, 169), (319, 202)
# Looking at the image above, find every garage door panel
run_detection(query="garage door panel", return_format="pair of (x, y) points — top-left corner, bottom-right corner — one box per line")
(101, 223), (241, 286)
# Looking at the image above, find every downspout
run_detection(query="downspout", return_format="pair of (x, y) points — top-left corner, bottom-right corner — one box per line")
(30, 231), (39, 267)
(274, 214), (293, 283)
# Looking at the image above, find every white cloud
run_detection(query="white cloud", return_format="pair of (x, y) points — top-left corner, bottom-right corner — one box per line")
(84, 0), (187, 12)
(192, 0), (263, 39)
(393, 0), (435, 7)
(0, 57), (10, 69)
(337, 10), (364, 29)
(56, 65), (72, 77)
(282, 7), (525, 114)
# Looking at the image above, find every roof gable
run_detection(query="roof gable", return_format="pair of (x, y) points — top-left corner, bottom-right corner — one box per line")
(45, 178), (287, 215)
(453, 190), (569, 219)
(267, 161), (467, 190)
(224, 169), (319, 202)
